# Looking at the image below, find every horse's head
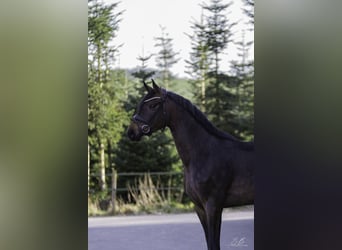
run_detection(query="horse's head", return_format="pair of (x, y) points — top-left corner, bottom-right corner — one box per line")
(127, 79), (168, 141)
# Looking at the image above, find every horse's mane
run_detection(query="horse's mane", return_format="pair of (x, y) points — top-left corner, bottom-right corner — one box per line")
(167, 91), (253, 149)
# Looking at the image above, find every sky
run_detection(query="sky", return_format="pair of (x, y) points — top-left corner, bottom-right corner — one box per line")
(105, 0), (254, 78)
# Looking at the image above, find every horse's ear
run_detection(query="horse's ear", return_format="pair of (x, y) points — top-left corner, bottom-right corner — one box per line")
(143, 80), (153, 93)
(151, 79), (161, 93)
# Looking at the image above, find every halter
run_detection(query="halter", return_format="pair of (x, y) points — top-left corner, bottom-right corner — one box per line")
(131, 89), (168, 134)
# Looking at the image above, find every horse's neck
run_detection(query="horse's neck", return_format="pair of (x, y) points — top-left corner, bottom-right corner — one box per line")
(168, 108), (210, 166)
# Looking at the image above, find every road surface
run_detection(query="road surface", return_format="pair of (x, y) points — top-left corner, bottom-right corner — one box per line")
(89, 209), (254, 250)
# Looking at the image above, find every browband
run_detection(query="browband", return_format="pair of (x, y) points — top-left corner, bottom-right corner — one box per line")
(143, 97), (162, 103)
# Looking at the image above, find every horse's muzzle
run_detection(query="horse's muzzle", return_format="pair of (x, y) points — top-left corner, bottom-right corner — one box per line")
(127, 124), (142, 141)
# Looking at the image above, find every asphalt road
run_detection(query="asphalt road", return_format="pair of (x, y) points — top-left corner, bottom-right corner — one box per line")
(88, 209), (254, 250)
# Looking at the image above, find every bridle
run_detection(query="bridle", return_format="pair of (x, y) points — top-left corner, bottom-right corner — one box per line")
(131, 89), (168, 135)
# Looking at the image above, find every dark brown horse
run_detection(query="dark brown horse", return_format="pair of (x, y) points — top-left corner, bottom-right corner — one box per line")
(127, 80), (254, 250)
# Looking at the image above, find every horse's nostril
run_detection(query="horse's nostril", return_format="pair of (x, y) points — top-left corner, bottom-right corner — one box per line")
(127, 128), (137, 141)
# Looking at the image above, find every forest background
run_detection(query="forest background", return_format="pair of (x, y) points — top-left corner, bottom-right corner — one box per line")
(88, 0), (254, 214)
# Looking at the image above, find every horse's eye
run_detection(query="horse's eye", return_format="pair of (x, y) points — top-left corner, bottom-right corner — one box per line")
(149, 103), (159, 109)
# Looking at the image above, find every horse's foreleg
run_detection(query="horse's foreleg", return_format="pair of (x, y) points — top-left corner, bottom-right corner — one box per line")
(205, 201), (223, 250)
(194, 205), (208, 245)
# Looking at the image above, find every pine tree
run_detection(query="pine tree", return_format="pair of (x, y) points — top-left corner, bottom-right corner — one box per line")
(131, 53), (155, 83)
(185, 10), (211, 111)
(236, 0), (254, 140)
(202, 0), (234, 75)
(201, 0), (236, 131)
(230, 31), (254, 140)
(242, 0), (254, 26)
(154, 26), (180, 88)
(88, 0), (124, 191)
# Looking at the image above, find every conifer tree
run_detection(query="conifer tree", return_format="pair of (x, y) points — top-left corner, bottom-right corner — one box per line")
(242, 0), (254, 26)
(230, 31), (254, 140)
(154, 26), (180, 88)
(88, 0), (124, 191)
(201, 0), (236, 131)
(185, 10), (210, 111)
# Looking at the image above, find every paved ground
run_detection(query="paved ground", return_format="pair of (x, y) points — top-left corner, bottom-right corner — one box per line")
(89, 209), (254, 250)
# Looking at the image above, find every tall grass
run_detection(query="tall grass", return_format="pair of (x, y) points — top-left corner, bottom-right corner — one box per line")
(127, 173), (168, 212)
(88, 173), (193, 216)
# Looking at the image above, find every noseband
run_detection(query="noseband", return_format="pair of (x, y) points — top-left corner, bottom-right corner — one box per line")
(132, 89), (168, 134)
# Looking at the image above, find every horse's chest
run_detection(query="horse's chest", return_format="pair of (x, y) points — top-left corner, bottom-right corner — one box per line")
(184, 169), (212, 205)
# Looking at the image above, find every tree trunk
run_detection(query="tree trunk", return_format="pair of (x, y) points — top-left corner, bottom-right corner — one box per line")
(88, 143), (90, 193)
(97, 45), (102, 87)
(107, 140), (112, 170)
(201, 72), (206, 112)
(100, 143), (106, 191)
